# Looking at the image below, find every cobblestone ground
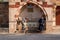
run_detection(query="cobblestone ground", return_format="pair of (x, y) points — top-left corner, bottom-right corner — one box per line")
(0, 34), (60, 40)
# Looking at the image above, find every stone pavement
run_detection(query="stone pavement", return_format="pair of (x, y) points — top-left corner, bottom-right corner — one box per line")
(0, 34), (60, 40)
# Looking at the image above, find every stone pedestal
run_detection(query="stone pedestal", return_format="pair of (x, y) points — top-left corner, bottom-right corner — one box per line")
(9, 21), (16, 33)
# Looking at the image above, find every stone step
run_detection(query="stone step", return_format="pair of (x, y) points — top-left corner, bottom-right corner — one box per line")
(46, 26), (60, 33)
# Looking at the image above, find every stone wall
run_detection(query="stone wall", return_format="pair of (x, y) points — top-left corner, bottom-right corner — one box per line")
(9, 0), (56, 33)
